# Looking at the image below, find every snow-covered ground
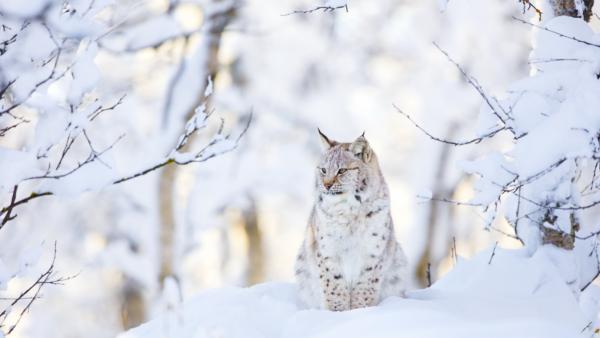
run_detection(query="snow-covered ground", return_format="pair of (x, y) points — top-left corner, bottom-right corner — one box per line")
(120, 246), (597, 338)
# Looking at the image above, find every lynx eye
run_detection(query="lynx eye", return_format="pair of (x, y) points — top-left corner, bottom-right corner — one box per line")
(320, 167), (326, 174)
(337, 168), (347, 175)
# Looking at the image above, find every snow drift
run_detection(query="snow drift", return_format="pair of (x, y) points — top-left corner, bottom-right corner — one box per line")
(119, 247), (598, 338)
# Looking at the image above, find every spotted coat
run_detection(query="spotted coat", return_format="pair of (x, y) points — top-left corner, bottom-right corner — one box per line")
(295, 132), (407, 311)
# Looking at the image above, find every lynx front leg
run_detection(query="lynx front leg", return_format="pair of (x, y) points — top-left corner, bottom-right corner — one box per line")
(317, 255), (350, 311)
(350, 259), (383, 309)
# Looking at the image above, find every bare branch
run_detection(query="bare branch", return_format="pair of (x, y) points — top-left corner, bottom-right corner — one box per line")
(89, 94), (127, 121)
(488, 242), (498, 264)
(23, 134), (126, 181)
(529, 58), (592, 64)
(487, 226), (524, 243)
(581, 241), (600, 291)
(417, 194), (482, 207)
(393, 104), (505, 146)
(512, 16), (600, 49)
(0, 119), (27, 137)
(281, 4), (348, 16)
(517, 0), (543, 21)
(1, 186), (18, 227)
(0, 191), (53, 229)
(432, 42), (517, 136)
(0, 242), (73, 335)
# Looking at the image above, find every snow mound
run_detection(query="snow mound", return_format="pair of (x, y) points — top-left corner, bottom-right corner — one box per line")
(120, 248), (592, 338)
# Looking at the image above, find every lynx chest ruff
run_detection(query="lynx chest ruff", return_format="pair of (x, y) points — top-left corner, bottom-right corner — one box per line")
(316, 194), (373, 284)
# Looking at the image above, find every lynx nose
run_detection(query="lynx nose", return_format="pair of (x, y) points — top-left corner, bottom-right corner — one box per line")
(323, 181), (333, 190)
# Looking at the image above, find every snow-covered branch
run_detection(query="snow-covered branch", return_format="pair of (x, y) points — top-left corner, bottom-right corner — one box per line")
(113, 108), (252, 185)
(0, 242), (75, 335)
(0, 1), (251, 334)
(412, 15), (600, 291)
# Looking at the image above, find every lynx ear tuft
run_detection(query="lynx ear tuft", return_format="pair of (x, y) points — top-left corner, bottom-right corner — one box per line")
(350, 134), (372, 163)
(318, 128), (337, 150)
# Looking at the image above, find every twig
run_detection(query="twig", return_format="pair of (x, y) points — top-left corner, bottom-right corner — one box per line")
(529, 58), (592, 64)
(433, 42), (515, 135)
(281, 4), (348, 16)
(488, 226), (523, 243)
(24, 134), (126, 181)
(0, 242), (74, 335)
(1, 109), (252, 226)
(517, 0), (543, 21)
(88, 94), (127, 121)
(417, 194), (482, 207)
(0, 192), (53, 228)
(393, 104), (504, 146)
(451, 237), (458, 265)
(488, 242), (498, 264)
(581, 240), (600, 291)
(426, 263), (432, 287)
(0, 185), (18, 227)
(580, 321), (593, 333)
(512, 16), (600, 49)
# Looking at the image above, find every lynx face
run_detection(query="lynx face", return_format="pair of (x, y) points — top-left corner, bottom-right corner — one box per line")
(316, 130), (373, 196)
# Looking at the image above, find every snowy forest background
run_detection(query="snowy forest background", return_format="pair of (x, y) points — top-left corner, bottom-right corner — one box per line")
(2, 0), (600, 337)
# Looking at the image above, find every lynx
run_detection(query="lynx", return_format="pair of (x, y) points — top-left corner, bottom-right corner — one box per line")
(295, 130), (407, 311)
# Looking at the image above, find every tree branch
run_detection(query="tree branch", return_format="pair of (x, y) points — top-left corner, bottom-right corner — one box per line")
(281, 4), (348, 16)
(512, 16), (600, 49)
(393, 104), (505, 146)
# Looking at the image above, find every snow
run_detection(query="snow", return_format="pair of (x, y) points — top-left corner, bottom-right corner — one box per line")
(120, 247), (595, 338)
(417, 189), (433, 200)
(0, 0), (51, 18)
(121, 15), (183, 51)
(323, 0), (347, 7)
(462, 14), (600, 290)
(68, 40), (101, 106)
(459, 152), (514, 206)
(5, 1), (598, 337)
(0, 148), (43, 192)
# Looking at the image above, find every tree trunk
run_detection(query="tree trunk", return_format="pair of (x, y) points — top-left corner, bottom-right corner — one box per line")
(120, 278), (146, 330)
(549, 0), (594, 21)
(241, 197), (264, 285)
(223, 196), (265, 285)
(539, 0), (594, 254)
(158, 1), (238, 288)
(415, 124), (458, 287)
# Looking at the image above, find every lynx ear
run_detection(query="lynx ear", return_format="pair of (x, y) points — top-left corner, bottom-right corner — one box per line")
(318, 128), (337, 150)
(350, 133), (372, 163)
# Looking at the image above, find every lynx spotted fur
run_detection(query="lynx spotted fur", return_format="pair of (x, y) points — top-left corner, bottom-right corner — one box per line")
(295, 130), (407, 311)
